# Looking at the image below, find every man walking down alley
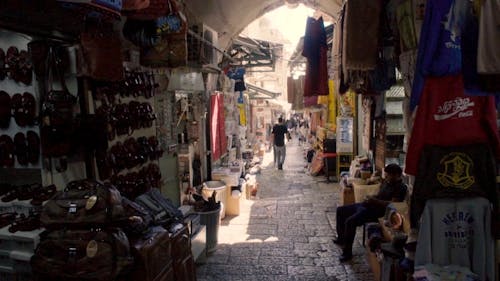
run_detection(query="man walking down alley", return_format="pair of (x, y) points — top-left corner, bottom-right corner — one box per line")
(271, 117), (288, 170)
(196, 138), (373, 281)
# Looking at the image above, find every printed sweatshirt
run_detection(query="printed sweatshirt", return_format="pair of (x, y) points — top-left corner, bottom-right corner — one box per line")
(415, 197), (495, 281)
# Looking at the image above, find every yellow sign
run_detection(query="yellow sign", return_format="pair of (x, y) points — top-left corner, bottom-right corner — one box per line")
(437, 152), (475, 189)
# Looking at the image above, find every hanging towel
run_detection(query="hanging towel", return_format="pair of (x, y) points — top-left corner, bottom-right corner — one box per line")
(342, 0), (383, 71)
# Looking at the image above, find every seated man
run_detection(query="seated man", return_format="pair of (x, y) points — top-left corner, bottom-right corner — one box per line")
(334, 163), (408, 262)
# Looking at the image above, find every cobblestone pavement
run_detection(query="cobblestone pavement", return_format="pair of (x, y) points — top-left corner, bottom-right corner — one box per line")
(196, 140), (374, 281)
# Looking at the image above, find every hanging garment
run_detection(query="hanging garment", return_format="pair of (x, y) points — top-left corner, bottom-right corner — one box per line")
(399, 50), (417, 97)
(460, 0), (500, 95)
(303, 95), (318, 107)
(405, 74), (500, 176)
(210, 92), (226, 161)
(477, 0), (500, 74)
(342, 0), (383, 70)
(396, 0), (418, 52)
(302, 16), (328, 97)
(477, 0), (500, 92)
(415, 197), (495, 281)
(287, 77), (295, 104)
(410, 143), (499, 235)
(410, 0), (464, 111)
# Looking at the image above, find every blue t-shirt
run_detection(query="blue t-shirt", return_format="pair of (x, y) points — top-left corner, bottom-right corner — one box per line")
(411, 0), (463, 110)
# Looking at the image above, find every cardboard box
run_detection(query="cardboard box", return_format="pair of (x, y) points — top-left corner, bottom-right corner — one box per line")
(353, 182), (381, 203)
(340, 186), (355, 206)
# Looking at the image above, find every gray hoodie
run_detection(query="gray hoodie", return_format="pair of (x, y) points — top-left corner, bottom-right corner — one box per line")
(415, 197), (494, 281)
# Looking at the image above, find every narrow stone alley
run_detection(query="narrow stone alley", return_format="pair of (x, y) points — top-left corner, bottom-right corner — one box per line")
(196, 139), (374, 281)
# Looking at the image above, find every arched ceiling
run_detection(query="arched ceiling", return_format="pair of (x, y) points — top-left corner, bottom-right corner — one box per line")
(183, 0), (343, 49)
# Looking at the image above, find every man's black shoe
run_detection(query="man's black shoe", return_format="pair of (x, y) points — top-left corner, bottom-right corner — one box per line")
(339, 252), (353, 262)
(333, 238), (344, 246)
(278, 164), (283, 170)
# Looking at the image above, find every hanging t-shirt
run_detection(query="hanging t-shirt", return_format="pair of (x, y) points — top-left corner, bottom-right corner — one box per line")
(405, 74), (500, 176)
(410, 143), (499, 231)
(410, 0), (464, 111)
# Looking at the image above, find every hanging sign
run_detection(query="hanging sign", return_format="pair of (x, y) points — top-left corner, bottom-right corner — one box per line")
(337, 117), (353, 153)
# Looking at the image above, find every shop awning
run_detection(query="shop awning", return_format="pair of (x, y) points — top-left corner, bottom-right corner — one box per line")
(246, 83), (280, 99)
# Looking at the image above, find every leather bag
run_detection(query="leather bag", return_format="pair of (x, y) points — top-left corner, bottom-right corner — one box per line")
(31, 228), (133, 281)
(40, 46), (77, 158)
(40, 179), (126, 229)
(80, 25), (124, 82)
(135, 188), (182, 227)
(121, 197), (153, 237)
(129, 226), (173, 281)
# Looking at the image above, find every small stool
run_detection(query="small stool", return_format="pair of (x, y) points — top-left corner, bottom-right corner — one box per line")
(322, 152), (337, 182)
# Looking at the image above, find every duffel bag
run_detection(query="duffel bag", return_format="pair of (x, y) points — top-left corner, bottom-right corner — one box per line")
(135, 188), (182, 227)
(31, 228), (133, 281)
(121, 197), (153, 237)
(40, 179), (126, 229)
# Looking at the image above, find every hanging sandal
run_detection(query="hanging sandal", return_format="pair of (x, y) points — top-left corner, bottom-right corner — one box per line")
(0, 91), (11, 129)
(14, 132), (29, 166)
(0, 135), (15, 167)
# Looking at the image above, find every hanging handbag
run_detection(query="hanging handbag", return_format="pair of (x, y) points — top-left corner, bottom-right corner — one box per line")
(40, 46), (77, 158)
(80, 25), (124, 82)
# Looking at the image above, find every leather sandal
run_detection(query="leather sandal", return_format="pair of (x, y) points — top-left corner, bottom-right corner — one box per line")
(17, 50), (33, 85)
(26, 130), (40, 164)
(0, 47), (6, 80)
(0, 183), (14, 197)
(14, 132), (29, 166)
(0, 91), (11, 129)
(30, 184), (56, 205)
(8, 211), (41, 233)
(17, 183), (41, 201)
(5, 46), (19, 80)
(0, 212), (17, 229)
(22, 92), (36, 126)
(0, 135), (15, 167)
(11, 93), (26, 127)
(1, 188), (18, 202)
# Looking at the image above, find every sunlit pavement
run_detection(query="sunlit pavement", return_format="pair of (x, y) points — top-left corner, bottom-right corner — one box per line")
(196, 139), (374, 281)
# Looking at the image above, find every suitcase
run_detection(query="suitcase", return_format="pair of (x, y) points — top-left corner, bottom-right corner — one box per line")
(129, 226), (174, 281)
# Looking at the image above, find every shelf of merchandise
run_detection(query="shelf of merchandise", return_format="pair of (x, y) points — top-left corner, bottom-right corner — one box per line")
(336, 153), (353, 179)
